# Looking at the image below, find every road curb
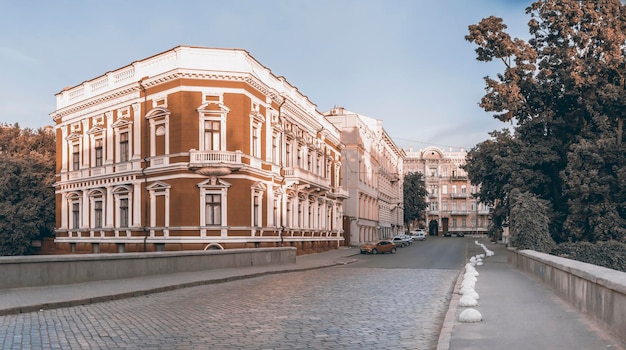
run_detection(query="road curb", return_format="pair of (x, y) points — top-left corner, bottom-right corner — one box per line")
(437, 268), (464, 350)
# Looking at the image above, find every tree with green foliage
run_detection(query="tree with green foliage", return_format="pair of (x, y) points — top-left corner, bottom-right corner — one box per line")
(464, 0), (626, 243)
(509, 189), (556, 252)
(0, 124), (55, 255)
(403, 172), (427, 231)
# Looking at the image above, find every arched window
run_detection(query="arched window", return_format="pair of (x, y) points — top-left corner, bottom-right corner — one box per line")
(88, 189), (105, 229)
(112, 186), (132, 228)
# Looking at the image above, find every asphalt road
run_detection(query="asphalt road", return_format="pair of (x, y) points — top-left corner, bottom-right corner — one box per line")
(0, 237), (469, 350)
(352, 235), (469, 269)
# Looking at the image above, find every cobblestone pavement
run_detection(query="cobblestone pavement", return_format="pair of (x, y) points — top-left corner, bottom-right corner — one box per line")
(0, 266), (458, 350)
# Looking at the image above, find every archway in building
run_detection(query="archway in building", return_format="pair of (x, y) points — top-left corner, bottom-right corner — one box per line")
(428, 219), (438, 236)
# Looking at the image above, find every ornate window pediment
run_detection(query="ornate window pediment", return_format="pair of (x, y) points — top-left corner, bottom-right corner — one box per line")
(66, 132), (82, 141)
(87, 126), (104, 135)
(198, 178), (231, 188)
(111, 118), (133, 129)
(146, 181), (171, 191)
(112, 185), (131, 194)
(145, 107), (171, 120)
(251, 181), (267, 192)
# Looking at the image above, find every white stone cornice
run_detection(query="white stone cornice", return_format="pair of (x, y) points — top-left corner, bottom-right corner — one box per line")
(52, 87), (140, 122)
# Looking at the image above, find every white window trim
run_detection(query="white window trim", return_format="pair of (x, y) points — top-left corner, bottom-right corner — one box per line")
(197, 93), (229, 151)
(198, 178), (231, 237)
(112, 186), (132, 230)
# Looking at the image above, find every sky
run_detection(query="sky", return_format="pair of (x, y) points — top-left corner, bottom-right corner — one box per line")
(0, 0), (532, 151)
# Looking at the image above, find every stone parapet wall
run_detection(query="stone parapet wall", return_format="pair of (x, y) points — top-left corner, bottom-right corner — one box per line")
(0, 247), (296, 290)
(508, 248), (626, 345)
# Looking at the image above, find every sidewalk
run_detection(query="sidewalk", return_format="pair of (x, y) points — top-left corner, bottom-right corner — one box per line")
(438, 242), (625, 350)
(0, 246), (359, 316)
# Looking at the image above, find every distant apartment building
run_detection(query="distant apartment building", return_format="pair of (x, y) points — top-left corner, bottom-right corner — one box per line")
(404, 146), (490, 235)
(51, 46), (347, 254)
(325, 107), (405, 246)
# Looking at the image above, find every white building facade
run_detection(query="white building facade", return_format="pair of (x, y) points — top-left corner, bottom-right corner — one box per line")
(404, 146), (491, 236)
(325, 107), (405, 246)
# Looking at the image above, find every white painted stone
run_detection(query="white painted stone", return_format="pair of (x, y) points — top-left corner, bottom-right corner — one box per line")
(459, 295), (478, 307)
(459, 308), (483, 322)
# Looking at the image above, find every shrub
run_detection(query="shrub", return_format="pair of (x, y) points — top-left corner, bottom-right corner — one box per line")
(551, 241), (626, 272)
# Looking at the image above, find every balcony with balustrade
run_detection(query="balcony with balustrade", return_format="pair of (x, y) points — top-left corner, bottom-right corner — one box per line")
(282, 166), (331, 193)
(188, 149), (244, 176)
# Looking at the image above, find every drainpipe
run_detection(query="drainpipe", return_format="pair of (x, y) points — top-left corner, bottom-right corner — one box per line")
(139, 77), (149, 252)
(278, 96), (286, 247)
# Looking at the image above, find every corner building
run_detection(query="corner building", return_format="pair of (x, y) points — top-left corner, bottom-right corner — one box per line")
(51, 46), (347, 254)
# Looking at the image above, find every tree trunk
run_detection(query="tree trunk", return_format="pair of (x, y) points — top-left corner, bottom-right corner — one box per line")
(618, 117), (623, 146)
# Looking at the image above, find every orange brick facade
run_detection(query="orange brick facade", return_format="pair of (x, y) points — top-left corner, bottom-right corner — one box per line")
(51, 46), (347, 254)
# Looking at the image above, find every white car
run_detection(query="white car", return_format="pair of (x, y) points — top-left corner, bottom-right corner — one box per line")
(410, 230), (427, 241)
(391, 235), (412, 247)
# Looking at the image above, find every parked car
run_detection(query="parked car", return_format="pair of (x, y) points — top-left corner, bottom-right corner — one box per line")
(456, 232), (465, 237)
(391, 235), (411, 247)
(410, 230), (426, 241)
(444, 232), (452, 237)
(360, 240), (397, 254)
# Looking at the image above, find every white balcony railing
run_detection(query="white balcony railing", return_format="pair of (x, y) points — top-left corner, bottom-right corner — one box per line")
(188, 149), (243, 176)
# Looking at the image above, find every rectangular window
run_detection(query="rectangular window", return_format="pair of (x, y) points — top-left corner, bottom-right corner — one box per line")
(272, 135), (278, 163)
(252, 125), (260, 157)
(94, 200), (103, 228)
(120, 198), (129, 227)
(120, 132), (129, 162)
(273, 199), (279, 227)
(95, 139), (103, 167)
(204, 121), (220, 150)
(205, 194), (221, 225)
(285, 143), (292, 167)
(253, 195), (260, 226)
(442, 185), (448, 194)
(72, 202), (80, 229)
(72, 144), (80, 171)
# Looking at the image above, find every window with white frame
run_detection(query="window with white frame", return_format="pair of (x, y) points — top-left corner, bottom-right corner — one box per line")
(119, 131), (129, 162)
(113, 187), (131, 228)
(72, 202), (80, 229)
(272, 134), (279, 164)
(273, 197), (279, 227)
(285, 142), (292, 167)
(198, 178), (230, 228)
(251, 183), (265, 227)
(253, 194), (260, 227)
(251, 124), (260, 158)
(94, 139), (103, 167)
(89, 190), (104, 229)
(205, 193), (221, 225)
(203, 120), (221, 151)
(145, 107), (170, 159)
(119, 198), (129, 228)
(286, 198), (292, 227)
(94, 200), (103, 228)
(72, 144), (80, 171)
